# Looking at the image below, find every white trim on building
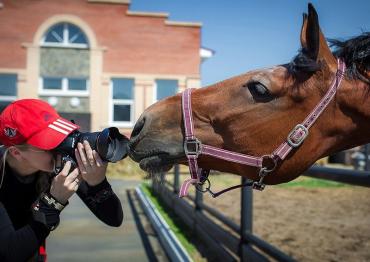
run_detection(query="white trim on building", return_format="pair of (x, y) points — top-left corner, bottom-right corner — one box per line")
(200, 47), (215, 63)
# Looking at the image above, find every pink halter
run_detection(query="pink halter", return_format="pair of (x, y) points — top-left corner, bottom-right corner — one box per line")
(179, 59), (346, 197)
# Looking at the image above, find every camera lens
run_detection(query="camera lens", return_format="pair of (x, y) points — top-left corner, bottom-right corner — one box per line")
(53, 127), (129, 170)
(96, 127), (129, 162)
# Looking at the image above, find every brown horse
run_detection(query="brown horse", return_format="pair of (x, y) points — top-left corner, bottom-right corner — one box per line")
(128, 4), (370, 187)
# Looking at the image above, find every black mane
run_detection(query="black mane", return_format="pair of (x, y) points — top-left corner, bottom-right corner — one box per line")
(289, 32), (370, 83)
(330, 32), (370, 82)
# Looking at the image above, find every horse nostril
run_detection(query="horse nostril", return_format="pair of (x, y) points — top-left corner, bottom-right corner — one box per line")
(131, 116), (146, 140)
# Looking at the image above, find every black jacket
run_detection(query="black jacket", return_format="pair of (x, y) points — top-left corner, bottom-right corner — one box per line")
(0, 162), (123, 262)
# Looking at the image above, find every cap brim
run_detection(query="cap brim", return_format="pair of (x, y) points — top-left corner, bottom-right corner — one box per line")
(27, 118), (79, 150)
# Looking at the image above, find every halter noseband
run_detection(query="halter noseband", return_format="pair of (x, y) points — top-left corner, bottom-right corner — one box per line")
(179, 59), (346, 198)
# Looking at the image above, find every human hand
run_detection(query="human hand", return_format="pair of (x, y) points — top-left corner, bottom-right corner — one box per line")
(49, 161), (81, 204)
(75, 140), (108, 187)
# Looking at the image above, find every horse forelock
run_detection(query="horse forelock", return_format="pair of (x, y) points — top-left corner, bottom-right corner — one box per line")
(289, 50), (321, 75)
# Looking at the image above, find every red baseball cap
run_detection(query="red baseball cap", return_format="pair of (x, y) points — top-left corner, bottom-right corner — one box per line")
(0, 99), (79, 149)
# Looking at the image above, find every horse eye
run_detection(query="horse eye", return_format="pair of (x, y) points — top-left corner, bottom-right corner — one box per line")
(245, 82), (274, 103)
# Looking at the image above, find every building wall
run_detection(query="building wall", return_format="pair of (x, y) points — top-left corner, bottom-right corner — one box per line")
(0, 0), (202, 133)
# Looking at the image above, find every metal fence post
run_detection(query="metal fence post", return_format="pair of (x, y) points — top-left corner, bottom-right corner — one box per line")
(193, 183), (203, 236)
(241, 178), (253, 232)
(151, 176), (157, 193)
(240, 177), (254, 262)
(174, 165), (180, 194)
(365, 144), (370, 171)
(195, 186), (203, 211)
(159, 172), (165, 197)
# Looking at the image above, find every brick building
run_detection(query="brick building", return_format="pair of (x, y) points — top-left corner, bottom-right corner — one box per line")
(0, 0), (211, 133)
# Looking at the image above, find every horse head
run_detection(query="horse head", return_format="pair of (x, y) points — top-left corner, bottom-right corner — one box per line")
(128, 4), (370, 185)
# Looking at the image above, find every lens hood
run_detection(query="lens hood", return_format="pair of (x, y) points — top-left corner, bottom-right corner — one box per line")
(96, 127), (129, 162)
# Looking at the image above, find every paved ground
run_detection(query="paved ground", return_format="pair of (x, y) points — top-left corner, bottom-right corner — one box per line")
(47, 179), (167, 262)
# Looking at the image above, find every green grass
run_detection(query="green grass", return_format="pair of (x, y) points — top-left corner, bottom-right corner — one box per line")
(278, 176), (347, 188)
(140, 183), (204, 261)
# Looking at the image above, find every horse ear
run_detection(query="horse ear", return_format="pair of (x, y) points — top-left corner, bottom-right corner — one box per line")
(300, 13), (309, 49)
(300, 3), (336, 68)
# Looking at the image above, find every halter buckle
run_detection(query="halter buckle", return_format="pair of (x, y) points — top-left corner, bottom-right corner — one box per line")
(184, 137), (202, 157)
(287, 124), (309, 148)
(252, 181), (266, 191)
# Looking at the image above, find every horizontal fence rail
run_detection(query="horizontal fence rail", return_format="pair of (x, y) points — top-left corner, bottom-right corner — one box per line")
(305, 165), (370, 187)
(135, 187), (192, 262)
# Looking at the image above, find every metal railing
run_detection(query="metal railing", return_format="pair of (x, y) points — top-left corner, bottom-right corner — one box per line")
(151, 167), (296, 261)
(148, 164), (370, 261)
(305, 165), (370, 187)
(135, 187), (192, 262)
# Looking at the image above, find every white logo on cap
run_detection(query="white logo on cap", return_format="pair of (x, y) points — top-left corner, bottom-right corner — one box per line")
(4, 127), (17, 138)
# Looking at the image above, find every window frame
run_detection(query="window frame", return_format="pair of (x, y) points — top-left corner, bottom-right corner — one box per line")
(39, 76), (89, 96)
(109, 78), (135, 128)
(41, 23), (89, 49)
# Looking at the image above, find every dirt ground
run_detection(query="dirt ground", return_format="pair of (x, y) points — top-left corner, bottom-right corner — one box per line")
(203, 183), (370, 262)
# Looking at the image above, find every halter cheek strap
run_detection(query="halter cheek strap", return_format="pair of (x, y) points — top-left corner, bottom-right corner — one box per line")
(180, 59), (346, 198)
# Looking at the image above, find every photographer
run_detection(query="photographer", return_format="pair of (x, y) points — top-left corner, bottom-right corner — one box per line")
(0, 99), (124, 262)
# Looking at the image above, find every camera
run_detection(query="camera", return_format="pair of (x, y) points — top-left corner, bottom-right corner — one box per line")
(53, 127), (129, 173)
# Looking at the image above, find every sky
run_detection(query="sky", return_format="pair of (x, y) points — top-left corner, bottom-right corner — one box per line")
(130, 0), (370, 87)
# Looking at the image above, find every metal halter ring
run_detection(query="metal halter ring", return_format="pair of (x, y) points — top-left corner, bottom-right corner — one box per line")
(261, 155), (277, 173)
(195, 178), (211, 193)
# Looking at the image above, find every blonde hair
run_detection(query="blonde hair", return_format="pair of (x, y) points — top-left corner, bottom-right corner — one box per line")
(0, 145), (8, 190)
(0, 144), (51, 193)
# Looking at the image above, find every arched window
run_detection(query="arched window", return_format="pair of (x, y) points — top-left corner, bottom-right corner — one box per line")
(41, 23), (89, 48)
(39, 22), (90, 96)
